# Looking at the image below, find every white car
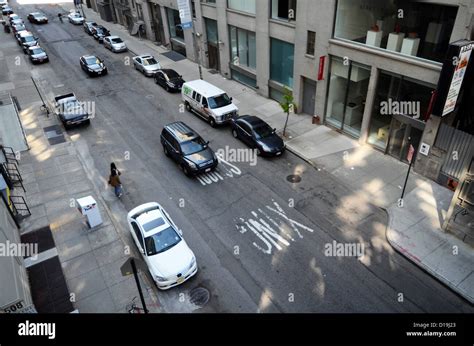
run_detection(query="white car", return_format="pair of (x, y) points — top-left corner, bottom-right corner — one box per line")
(0, 0), (8, 6)
(68, 12), (84, 25)
(132, 55), (161, 77)
(103, 35), (127, 53)
(127, 202), (198, 290)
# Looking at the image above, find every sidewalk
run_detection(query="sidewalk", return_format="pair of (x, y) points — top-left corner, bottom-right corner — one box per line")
(55, 4), (474, 304)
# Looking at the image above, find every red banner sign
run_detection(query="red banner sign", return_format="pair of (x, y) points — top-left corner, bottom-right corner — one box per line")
(318, 56), (325, 80)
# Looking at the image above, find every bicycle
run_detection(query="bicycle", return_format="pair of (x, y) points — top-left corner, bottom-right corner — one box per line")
(126, 296), (147, 314)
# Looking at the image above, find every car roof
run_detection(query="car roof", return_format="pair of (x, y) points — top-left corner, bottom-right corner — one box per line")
(106, 35), (119, 39)
(164, 122), (198, 142)
(28, 45), (42, 50)
(136, 208), (170, 236)
(161, 69), (178, 75)
(19, 31), (33, 37)
(82, 55), (97, 59)
(136, 55), (153, 59)
(238, 115), (265, 126)
(184, 80), (226, 98)
(30, 12), (44, 15)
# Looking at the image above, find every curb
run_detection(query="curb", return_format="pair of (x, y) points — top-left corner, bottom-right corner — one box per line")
(384, 207), (474, 305)
(285, 143), (320, 171)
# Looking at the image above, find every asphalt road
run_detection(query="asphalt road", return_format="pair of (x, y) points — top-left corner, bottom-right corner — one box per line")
(7, 2), (473, 313)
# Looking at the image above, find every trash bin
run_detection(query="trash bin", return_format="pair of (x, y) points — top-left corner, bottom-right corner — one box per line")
(76, 196), (103, 228)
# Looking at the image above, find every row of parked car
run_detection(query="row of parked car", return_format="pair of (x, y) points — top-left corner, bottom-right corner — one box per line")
(1, 6), (50, 64)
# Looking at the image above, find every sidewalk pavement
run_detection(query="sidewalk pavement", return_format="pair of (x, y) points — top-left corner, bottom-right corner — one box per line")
(50, 4), (474, 304)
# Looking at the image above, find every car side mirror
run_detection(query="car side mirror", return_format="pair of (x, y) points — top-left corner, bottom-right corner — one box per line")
(140, 248), (145, 254)
(178, 229), (183, 236)
(273, 128), (277, 133)
(230, 97), (233, 101)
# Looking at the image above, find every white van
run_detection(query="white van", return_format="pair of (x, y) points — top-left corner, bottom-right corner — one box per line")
(182, 80), (238, 127)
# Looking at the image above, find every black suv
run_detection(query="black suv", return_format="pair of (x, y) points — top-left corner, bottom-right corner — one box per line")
(161, 122), (218, 177)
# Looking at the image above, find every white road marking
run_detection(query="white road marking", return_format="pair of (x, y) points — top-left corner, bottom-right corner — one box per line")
(197, 155), (241, 186)
(235, 200), (314, 255)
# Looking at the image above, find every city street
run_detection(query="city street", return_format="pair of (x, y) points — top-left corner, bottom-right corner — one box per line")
(4, 0), (473, 313)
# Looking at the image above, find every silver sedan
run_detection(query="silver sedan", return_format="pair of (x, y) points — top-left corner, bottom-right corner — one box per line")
(103, 36), (127, 53)
(132, 55), (161, 77)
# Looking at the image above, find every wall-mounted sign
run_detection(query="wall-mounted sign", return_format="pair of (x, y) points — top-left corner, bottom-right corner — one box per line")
(177, 0), (193, 29)
(419, 143), (430, 156)
(318, 56), (325, 80)
(432, 40), (474, 117)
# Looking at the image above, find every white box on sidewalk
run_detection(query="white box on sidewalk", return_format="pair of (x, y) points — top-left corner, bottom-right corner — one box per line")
(76, 196), (102, 229)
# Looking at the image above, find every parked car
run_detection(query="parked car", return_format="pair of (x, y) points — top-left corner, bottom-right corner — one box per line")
(127, 202), (198, 290)
(182, 80), (238, 127)
(83, 21), (97, 35)
(91, 25), (109, 42)
(0, 0), (8, 6)
(103, 35), (127, 53)
(27, 45), (48, 64)
(11, 22), (26, 34)
(54, 93), (92, 129)
(230, 115), (285, 157)
(27, 12), (48, 24)
(8, 14), (21, 24)
(154, 69), (184, 92)
(15, 30), (30, 44)
(132, 54), (161, 77)
(2, 6), (13, 15)
(161, 121), (218, 177)
(68, 12), (84, 25)
(18, 32), (39, 53)
(79, 55), (107, 76)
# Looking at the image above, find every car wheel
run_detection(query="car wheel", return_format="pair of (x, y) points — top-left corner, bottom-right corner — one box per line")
(232, 129), (238, 138)
(165, 85), (170, 92)
(154, 77), (158, 84)
(209, 118), (216, 128)
(163, 145), (169, 157)
(185, 102), (191, 112)
(181, 164), (191, 177)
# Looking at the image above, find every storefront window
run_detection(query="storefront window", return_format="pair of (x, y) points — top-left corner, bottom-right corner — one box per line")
(270, 38), (294, 88)
(325, 57), (370, 138)
(167, 8), (184, 41)
(368, 71), (436, 150)
(334, 0), (458, 63)
(230, 26), (256, 70)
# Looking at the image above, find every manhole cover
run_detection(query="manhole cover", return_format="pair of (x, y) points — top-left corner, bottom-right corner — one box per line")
(189, 287), (210, 306)
(286, 174), (302, 183)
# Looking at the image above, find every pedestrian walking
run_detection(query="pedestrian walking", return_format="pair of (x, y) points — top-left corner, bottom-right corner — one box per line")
(108, 162), (123, 197)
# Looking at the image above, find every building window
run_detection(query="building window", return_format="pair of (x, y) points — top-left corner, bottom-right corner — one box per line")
(306, 31), (316, 56)
(271, 0), (297, 21)
(368, 71), (435, 150)
(206, 18), (218, 44)
(325, 57), (370, 138)
(167, 8), (184, 41)
(191, 0), (196, 18)
(201, 0), (216, 4)
(228, 0), (256, 14)
(270, 38), (294, 88)
(334, 0), (458, 63)
(229, 26), (256, 70)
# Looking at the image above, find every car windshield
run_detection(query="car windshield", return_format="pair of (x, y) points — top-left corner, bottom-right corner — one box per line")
(253, 123), (274, 139)
(23, 36), (35, 42)
(144, 226), (181, 256)
(143, 57), (157, 66)
(165, 70), (180, 79)
(208, 94), (232, 109)
(180, 137), (206, 156)
(73, 13), (82, 18)
(85, 57), (100, 65)
(31, 48), (44, 55)
(16, 24), (25, 30)
(111, 38), (123, 43)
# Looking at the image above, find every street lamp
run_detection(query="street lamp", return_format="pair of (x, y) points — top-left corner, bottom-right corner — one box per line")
(193, 30), (203, 79)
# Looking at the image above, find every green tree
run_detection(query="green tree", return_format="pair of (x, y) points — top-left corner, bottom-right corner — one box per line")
(279, 87), (297, 137)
